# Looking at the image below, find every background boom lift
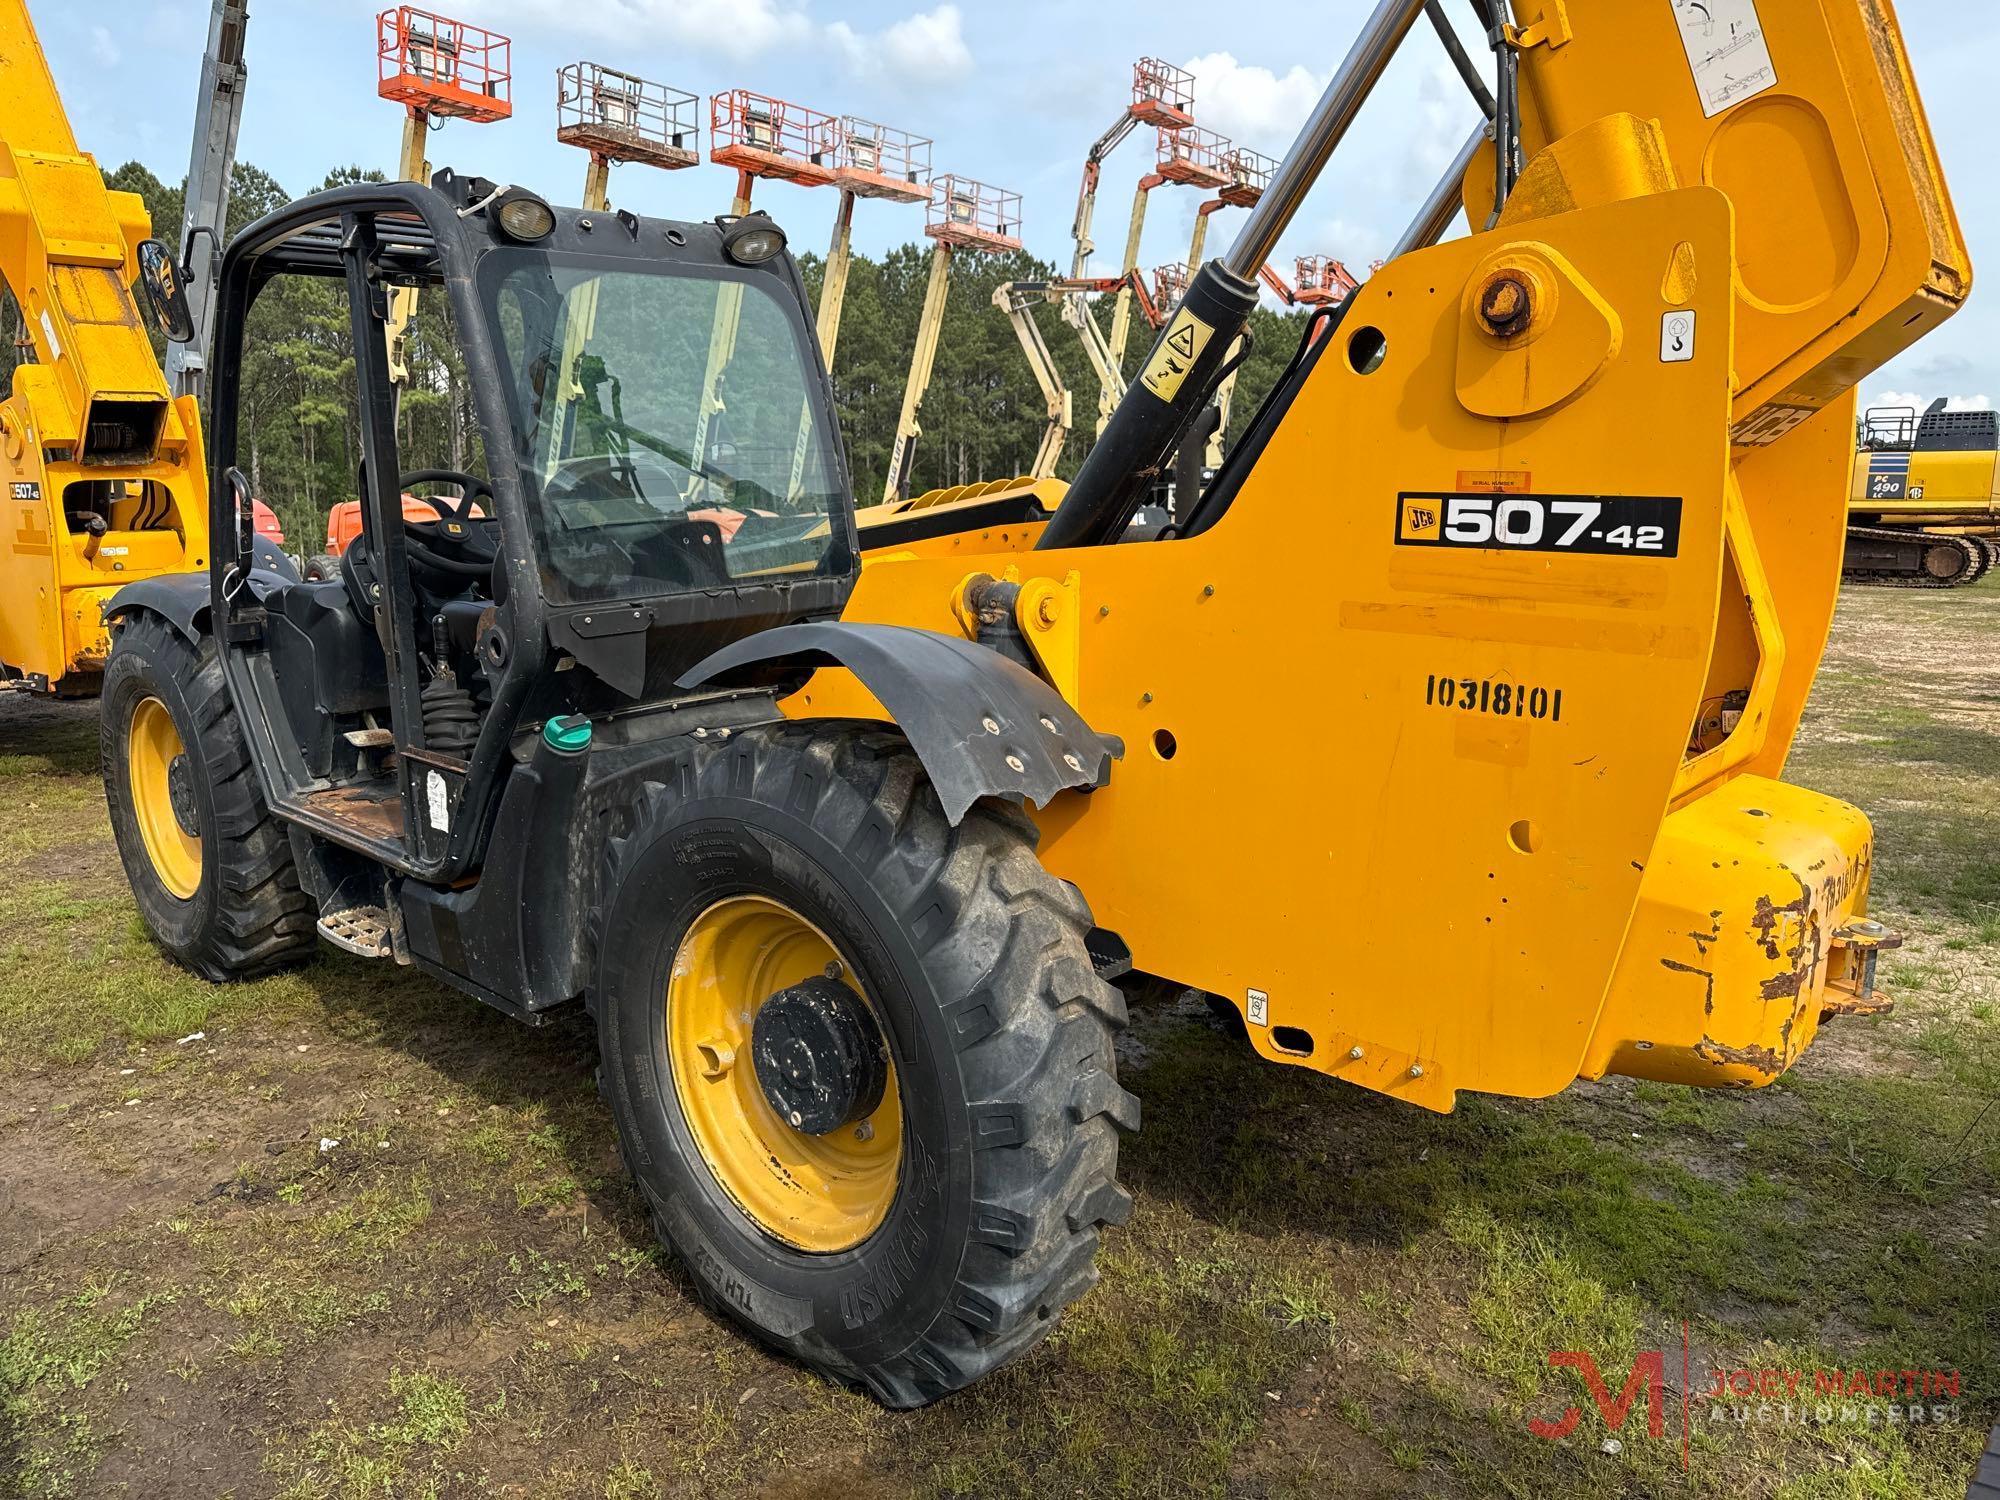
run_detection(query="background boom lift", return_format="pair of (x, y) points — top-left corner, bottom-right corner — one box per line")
(376, 6), (510, 391)
(1068, 58), (1194, 281)
(882, 174), (1021, 502)
(993, 272), (1162, 479)
(556, 62), (698, 214)
(1180, 147), (1277, 468)
(817, 117), (931, 368)
(703, 89), (839, 488)
(1101, 125), (1239, 433)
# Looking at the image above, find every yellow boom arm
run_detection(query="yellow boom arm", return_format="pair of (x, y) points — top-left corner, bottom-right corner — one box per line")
(0, 1), (208, 691)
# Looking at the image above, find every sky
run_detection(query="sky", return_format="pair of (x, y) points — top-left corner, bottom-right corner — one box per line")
(34, 0), (1999, 412)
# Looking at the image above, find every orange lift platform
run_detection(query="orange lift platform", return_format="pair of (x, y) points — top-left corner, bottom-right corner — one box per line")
(557, 62), (698, 209)
(1286, 254), (1362, 307)
(818, 116), (933, 365)
(709, 89), (839, 212)
(883, 175), (1023, 503)
(375, 8), (510, 388)
(377, 6), (510, 128)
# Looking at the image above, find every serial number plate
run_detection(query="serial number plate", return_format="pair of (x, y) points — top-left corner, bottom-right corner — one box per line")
(1395, 492), (1682, 557)
(1426, 674), (1564, 721)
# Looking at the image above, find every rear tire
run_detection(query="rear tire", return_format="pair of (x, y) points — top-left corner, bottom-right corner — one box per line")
(101, 613), (315, 981)
(593, 723), (1136, 1407)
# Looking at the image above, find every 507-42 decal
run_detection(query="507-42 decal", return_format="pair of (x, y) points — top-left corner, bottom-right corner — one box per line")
(1396, 492), (1682, 556)
(1427, 675), (1564, 722)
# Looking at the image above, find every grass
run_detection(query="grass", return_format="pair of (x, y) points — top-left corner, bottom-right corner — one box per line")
(1, 580), (1997, 1497)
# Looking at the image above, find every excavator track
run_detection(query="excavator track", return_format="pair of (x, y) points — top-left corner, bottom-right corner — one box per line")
(1841, 526), (1993, 589)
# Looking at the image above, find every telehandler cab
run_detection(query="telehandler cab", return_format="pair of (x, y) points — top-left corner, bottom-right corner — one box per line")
(103, 0), (1967, 1406)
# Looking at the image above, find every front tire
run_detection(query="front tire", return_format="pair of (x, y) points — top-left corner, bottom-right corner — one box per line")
(593, 723), (1136, 1407)
(101, 613), (315, 981)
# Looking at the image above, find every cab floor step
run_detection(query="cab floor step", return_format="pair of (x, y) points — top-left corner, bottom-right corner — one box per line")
(317, 907), (393, 959)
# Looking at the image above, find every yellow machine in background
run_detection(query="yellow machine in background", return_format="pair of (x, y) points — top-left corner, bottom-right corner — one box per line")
(1844, 399), (2000, 586)
(0, 7), (209, 693)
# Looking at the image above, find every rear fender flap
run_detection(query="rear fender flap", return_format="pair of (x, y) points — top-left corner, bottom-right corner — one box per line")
(677, 622), (1119, 824)
(103, 572), (211, 643)
(103, 547), (298, 644)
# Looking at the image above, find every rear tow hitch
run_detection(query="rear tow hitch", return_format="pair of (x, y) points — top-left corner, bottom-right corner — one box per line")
(1823, 919), (1903, 1017)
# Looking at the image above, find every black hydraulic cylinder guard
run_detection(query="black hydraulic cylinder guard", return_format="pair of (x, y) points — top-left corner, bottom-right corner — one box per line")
(1037, 259), (1260, 551)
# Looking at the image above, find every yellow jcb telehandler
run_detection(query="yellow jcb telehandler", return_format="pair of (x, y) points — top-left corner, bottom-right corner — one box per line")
(0, 4), (213, 694)
(99, 0), (1966, 1405)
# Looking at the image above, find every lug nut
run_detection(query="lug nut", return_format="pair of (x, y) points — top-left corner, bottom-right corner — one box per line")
(854, 1120), (874, 1142)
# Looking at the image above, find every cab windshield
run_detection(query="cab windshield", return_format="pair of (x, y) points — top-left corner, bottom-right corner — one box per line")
(485, 252), (846, 604)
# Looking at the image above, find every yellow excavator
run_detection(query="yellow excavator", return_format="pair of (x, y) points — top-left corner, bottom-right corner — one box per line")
(1843, 399), (2000, 586)
(0, 5), (212, 694)
(97, 0), (1964, 1407)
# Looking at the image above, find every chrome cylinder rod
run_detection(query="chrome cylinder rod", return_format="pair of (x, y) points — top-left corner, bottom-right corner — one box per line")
(1222, 0), (1430, 279)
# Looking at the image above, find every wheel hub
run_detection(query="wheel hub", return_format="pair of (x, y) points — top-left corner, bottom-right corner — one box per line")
(166, 754), (199, 838)
(751, 975), (888, 1136)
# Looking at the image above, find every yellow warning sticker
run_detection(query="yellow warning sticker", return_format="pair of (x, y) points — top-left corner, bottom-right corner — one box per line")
(1140, 307), (1214, 402)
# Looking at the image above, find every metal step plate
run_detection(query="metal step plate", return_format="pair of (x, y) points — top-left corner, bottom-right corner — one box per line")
(317, 907), (392, 959)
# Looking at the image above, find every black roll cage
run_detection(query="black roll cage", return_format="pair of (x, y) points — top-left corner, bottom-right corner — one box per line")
(202, 178), (857, 884)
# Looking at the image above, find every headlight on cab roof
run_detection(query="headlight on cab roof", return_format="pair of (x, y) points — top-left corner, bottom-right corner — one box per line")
(494, 191), (556, 242)
(721, 212), (787, 266)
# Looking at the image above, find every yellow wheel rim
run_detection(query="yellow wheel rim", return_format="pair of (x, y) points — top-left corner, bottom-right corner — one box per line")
(127, 696), (202, 901)
(666, 895), (903, 1252)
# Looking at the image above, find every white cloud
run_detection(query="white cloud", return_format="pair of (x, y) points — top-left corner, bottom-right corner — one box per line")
(89, 24), (120, 68)
(482, 0), (810, 62)
(1405, 59), (1477, 199)
(829, 6), (973, 85)
(482, 0), (970, 81)
(1871, 390), (1991, 413)
(1180, 51), (1327, 155)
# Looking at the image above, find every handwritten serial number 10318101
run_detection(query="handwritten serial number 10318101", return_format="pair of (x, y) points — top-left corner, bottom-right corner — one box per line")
(1425, 675), (1564, 722)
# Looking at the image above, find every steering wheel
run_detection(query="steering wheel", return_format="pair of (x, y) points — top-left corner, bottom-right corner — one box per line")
(399, 468), (497, 578)
(542, 449), (702, 508)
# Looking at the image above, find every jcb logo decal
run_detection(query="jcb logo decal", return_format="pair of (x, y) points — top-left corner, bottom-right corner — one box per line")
(1399, 500), (1438, 537)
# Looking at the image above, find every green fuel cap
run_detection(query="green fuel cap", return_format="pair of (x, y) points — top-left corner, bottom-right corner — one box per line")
(543, 715), (592, 753)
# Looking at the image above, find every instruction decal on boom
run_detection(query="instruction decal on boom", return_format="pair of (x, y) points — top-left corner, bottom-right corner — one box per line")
(1671, 0), (1778, 118)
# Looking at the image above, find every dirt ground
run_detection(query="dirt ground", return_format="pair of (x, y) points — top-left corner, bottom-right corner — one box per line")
(3, 580), (1998, 1499)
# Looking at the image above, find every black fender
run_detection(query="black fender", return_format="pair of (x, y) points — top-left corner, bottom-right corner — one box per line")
(103, 572), (209, 643)
(104, 540), (300, 643)
(678, 622), (1119, 825)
